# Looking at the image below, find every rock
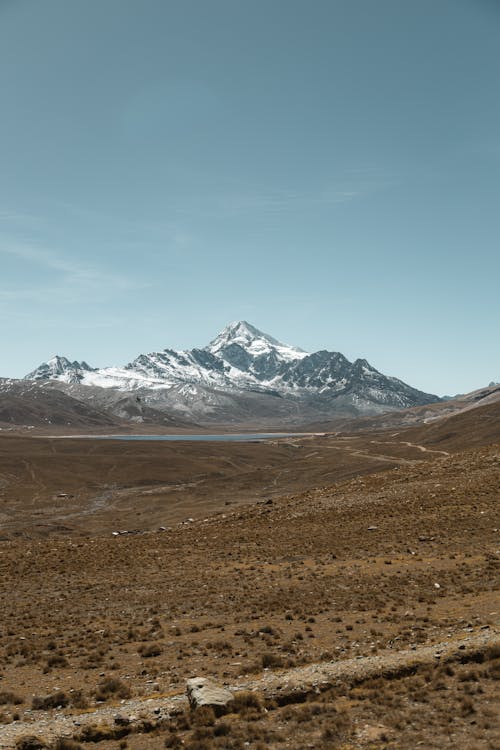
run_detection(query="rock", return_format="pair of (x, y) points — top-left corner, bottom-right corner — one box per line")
(186, 677), (234, 713)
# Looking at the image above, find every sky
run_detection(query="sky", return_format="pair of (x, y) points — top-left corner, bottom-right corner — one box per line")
(0, 0), (499, 395)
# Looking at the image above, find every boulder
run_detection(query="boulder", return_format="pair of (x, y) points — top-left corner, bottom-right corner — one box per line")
(186, 677), (234, 713)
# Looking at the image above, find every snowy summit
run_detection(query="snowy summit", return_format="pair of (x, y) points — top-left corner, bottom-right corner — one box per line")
(24, 321), (440, 419)
(207, 320), (307, 362)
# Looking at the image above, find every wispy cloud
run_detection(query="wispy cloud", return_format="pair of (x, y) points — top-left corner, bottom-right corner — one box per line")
(171, 169), (397, 219)
(214, 187), (362, 216)
(0, 210), (42, 225)
(0, 238), (151, 293)
(53, 200), (188, 240)
(0, 299), (123, 330)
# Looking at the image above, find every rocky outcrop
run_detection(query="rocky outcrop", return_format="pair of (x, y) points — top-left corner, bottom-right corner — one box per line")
(186, 677), (234, 713)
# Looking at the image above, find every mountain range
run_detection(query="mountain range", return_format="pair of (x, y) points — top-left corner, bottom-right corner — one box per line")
(18, 321), (440, 426)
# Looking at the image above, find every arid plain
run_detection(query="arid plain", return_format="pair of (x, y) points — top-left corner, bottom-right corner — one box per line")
(0, 398), (498, 749)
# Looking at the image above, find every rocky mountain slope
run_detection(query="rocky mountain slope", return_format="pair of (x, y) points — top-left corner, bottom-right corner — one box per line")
(0, 379), (118, 429)
(21, 321), (439, 424)
(305, 383), (500, 434)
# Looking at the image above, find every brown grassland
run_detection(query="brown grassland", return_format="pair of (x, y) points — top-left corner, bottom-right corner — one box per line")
(0, 399), (498, 748)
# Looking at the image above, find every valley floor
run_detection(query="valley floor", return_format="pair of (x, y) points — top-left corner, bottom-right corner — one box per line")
(0, 425), (498, 748)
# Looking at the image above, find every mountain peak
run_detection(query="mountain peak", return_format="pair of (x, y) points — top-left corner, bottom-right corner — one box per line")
(213, 320), (277, 344)
(26, 356), (94, 384)
(47, 354), (71, 366)
(205, 321), (307, 379)
(207, 320), (306, 357)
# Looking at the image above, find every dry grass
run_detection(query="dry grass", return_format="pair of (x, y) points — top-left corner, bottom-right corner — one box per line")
(0, 426), (498, 748)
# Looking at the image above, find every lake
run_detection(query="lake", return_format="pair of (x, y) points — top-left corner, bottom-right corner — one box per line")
(86, 433), (309, 442)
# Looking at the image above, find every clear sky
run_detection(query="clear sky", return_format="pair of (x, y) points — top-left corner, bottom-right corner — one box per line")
(0, 0), (498, 395)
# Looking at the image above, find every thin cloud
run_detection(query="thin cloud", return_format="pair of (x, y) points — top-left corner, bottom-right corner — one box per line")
(171, 188), (360, 220)
(0, 239), (151, 292)
(0, 210), (41, 225)
(172, 172), (396, 219)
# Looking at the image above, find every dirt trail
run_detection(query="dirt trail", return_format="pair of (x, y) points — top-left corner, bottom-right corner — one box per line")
(370, 439), (451, 457)
(1, 629), (497, 748)
(328, 444), (414, 465)
(399, 441), (450, 456)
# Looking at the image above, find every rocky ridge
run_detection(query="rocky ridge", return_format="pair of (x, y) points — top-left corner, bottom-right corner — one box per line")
(21, 321), (439, 424)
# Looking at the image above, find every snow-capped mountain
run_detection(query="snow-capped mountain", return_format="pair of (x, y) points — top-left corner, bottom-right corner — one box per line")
(25, 356), (95, 385)
(207, 320), (307, 381)
(24, 321), (440, 423)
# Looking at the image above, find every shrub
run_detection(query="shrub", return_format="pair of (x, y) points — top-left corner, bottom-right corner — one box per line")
(261, 652), (283, 669)
(32, 692), (69, 710)
(77, 725), (119, 742)
(485, 644), (500, 660)
(0, 691), (23, 705)
(214, 721), (231, 737)
(52, 740), (84, 750)
(69, 690), (88, 709)
(94, 677), (131, 702)
(138, 643), (163, 658)
(193, 706), (215, 726)
(15, 738), (47, 750)
(230, 690), (263, 718)
(258, 625), (276, 635)
(46, 654), (68, 669)
(164, 734), (183, 749)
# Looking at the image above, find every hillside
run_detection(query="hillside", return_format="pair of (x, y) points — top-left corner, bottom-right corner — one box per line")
(0, 379), (119, 429)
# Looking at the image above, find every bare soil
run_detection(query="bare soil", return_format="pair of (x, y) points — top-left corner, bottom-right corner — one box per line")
(0, 408), (498, 748)
(0, 430), (448, 539)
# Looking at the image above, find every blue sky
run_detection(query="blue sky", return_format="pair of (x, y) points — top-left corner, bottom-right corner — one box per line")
(0, 0), (498, 395)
